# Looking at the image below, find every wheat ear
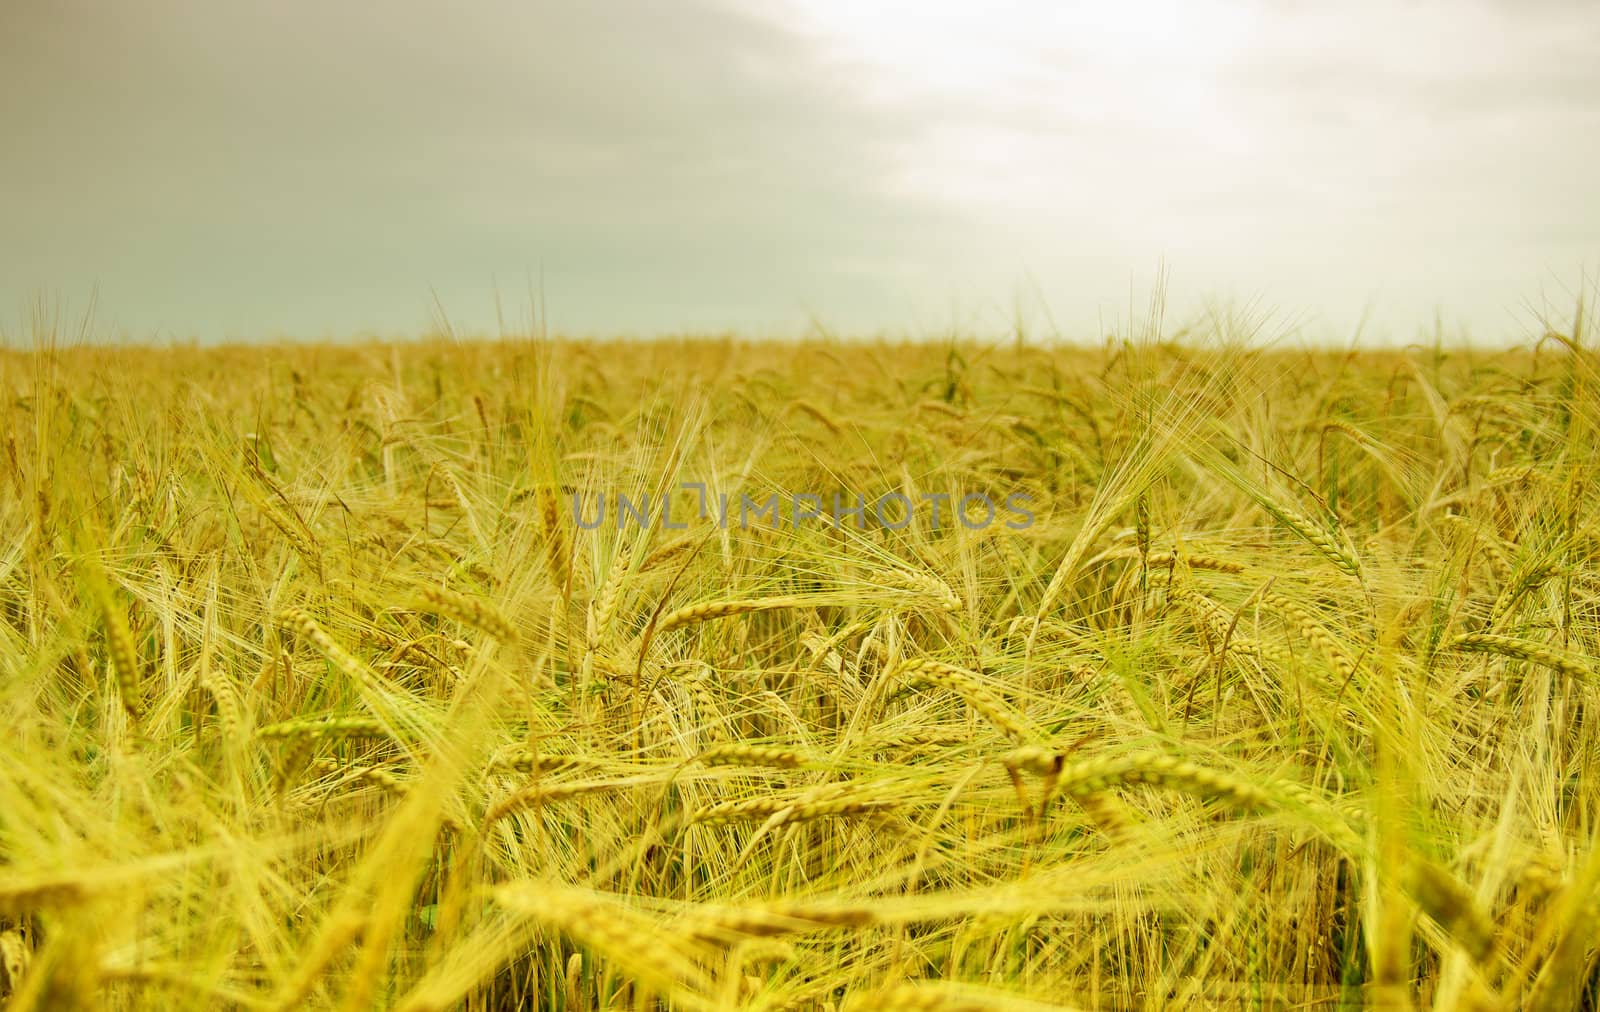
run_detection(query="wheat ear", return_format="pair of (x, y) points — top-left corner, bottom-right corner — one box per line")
(414, 585), (517, 642)
(257, 714), (388, 740)
(654, 596), (810, 638)
(276, 608), (402, 697)
(695, 743), (809, 769)
(100, 595), (143, 724)
(891, 659), (1037, 742)
(1449, 633), (1594, 681)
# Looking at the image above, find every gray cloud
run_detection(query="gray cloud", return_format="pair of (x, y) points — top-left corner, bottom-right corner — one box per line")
(1, 0), (971, 338)
(1, 0), (1595, 343)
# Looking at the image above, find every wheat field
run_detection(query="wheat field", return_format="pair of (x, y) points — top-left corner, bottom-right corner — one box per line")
(1, 326), (1597, 1010)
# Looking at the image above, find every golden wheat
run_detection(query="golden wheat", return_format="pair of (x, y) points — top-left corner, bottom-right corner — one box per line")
(1448, 632), (1594, 681)
(890, 658), (1037, 742)
(413, 585), (518, 643)
(653, 596), (811, 638)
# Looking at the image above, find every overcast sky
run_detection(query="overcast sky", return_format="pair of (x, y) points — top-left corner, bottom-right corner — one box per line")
(2, 0), (1596, 343)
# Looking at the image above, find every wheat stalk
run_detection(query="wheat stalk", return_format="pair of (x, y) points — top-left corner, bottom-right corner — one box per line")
(1449, 632), (1594, 681)
(488, 748), (593, 775)
(414, 585), (518, 642)
(492, 881), (715, 1001)
(890, 659), (1036, 742)
(887, 567), (962, 612)
(675, 899), (876, 940)
(587, 544), (633, 651)
(654, 596), (811, 638)
(276, 608), (406, 699)
(638, 533), (701, 573)
(484, 779), (648, 825)
(1258, 500), (1363, 581)
(257, 714), (388, 740)
(1262, 591), (1360, 683)
(200, 670), (246, 745)
(100, 595), (143, 724)
(695, 743), (809, 769)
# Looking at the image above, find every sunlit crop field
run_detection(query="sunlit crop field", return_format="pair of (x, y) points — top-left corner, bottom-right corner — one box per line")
(2, 328), (1597, 1010)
